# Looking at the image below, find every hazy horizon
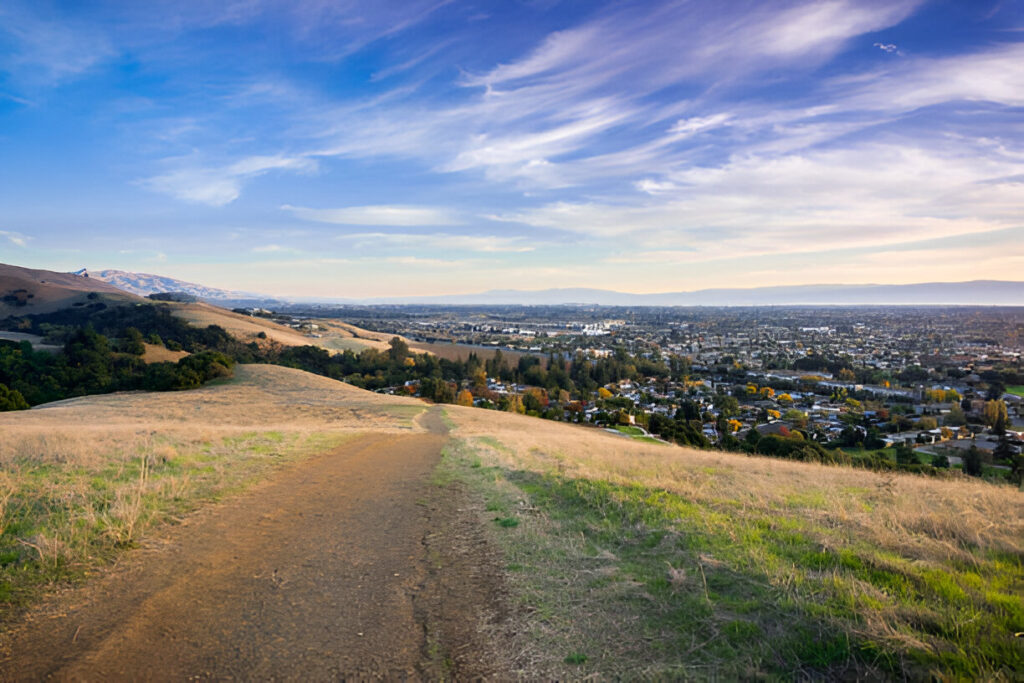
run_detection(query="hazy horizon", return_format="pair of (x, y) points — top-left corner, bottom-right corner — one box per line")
(2, 1), (1022, 297)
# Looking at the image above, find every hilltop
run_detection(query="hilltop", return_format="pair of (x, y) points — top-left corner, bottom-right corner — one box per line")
(0, 363), (1019, 679)
(0, 263), (138, 317)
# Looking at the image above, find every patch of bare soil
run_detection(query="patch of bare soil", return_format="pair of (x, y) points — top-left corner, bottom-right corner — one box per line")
(0, 408), (508, 680)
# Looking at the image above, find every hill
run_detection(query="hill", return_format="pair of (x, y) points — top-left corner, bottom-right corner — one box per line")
(85, 269), (247, 300)
(0, 361), (1019, 678)
(0, 263), (139, 317)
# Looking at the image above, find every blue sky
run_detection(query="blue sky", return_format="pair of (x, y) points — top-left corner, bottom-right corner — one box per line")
(1, 0), (1022, 297)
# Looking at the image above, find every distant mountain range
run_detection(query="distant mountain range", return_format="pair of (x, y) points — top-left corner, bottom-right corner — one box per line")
(347, 281), (1024, 306)
(84, 269), (246, 300)
(71, 267), (1024, 306)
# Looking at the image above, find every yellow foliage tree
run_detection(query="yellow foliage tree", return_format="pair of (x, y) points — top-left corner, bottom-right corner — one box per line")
(767, 409), (781, 420)
(505, 394), (525, 414)
(983, 399), (1008, 428)
(746, 384), (758, 394)
(727, 419), (742, 433)
(759, 387), (775, 399)
(597, 387), (614, 399)
(777, 393), (793, 404)
(456, 389), (474, 407)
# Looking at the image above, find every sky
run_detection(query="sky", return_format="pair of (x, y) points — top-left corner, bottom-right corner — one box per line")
(0, 0), (1022, 298)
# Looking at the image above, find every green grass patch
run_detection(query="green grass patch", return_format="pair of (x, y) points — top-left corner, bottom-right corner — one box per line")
(435, 437), (1024, 679)
(1006, 386), (1024, 397)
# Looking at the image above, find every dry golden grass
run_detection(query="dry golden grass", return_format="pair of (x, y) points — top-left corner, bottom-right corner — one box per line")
(0, 365), (428, 612)
(140, 342), (188, 364)
(446, 406), (1023, 565)
(442, 405), (1024, 678)
(0, 263), (139, 317)
(168, 302), (322, 348)
(167, 303), (411, 354)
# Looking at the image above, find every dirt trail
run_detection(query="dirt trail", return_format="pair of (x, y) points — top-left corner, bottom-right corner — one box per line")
(0, 408), (505, 680)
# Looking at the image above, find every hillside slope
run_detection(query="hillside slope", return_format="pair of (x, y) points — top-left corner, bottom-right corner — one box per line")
(86, 269), (244, 300)
(0, 362), (1019, 678)
(0, 263), (139, 317)
(440, 405), (1024, 679)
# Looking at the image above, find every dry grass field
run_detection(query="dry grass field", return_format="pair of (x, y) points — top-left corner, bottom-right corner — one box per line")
(441, 405), (1024, 679)
(167, 303), (407, 354)
(0, 263), (138, 318)
(0, 365), (426, 615)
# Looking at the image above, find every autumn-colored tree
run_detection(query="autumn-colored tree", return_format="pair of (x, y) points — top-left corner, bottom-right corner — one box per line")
(597, 387), (613, 399)
(838, 368), (856, 382)
(746, 384), (758, 394)
(766, 409), (781, 420)
(726, 419), (742, 433)
(456, 389), (474, 407)
(983, 400), (1008, 430)
(759, 387), (775, 399)
(525, 387), (549, 408)
(777, 393), (793, 404)
(503, 394), (525, 414)
(471, 368), (487, 389)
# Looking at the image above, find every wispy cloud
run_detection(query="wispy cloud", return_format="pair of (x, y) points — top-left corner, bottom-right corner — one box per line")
(143, 155), (316, 206)
(336, 232), (535, 253)
(0, 2), (115, 86)
(0, 230), (29, 247)
(283, 204), (461, 227)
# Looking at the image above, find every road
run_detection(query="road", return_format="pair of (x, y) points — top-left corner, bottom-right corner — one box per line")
(0, 408), (504, 680)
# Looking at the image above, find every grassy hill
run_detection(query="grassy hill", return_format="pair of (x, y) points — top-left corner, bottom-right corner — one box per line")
(0, 271), (1020, 678)
(0, 263), (139, 317)
(0, 363), (1019, 678)
(438, 406), (1023, 679)
(0, 365), (425, 614)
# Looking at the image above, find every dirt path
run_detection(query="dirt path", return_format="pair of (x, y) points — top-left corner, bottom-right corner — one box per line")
(0, 409), (505, 680)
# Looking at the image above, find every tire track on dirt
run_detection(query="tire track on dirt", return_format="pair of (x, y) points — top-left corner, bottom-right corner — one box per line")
(0, 408), (504, 680)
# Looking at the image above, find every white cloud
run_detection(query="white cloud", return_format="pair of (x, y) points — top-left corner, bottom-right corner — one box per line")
(143, 155), (315, 206)
(668, 114), (733, 137)
(0, 230), (29, 247)
(283, 204), (461, 226)
(837, 43), (1024, 111)
(874, 42), (898, 53)
(498, 141), (1024, 262)
(0, 3), (115, 85)
(336, 232), (535, 252)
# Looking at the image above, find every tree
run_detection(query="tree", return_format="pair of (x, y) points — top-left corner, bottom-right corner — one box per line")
(962, 445), (983, 477)
(0, 383), (29, 411)
(387, 337), (410, 365)
(456, 389), (474, 407)
(993, 435), (1015, 464)
(713, 394), (739, 418)
(944, 404), (967, 427)
(983, 400), (1008, 433)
